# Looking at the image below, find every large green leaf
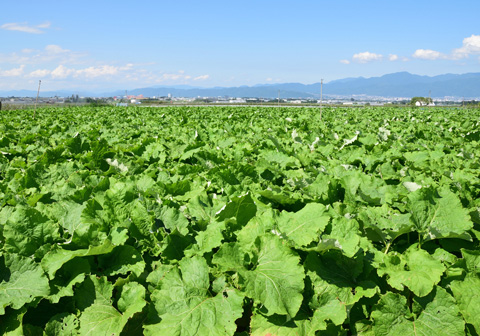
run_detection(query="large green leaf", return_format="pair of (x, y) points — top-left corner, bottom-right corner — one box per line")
(407, 187), (473, 240)
(78, 277), (146, 336)
(358, 205), (412, 244)
(215, 193), (257, 228)
(305, 250), (378, 328)
(450, 276), (480, 333)
(250, 308), (328, 336)
(44, 313), (80, 336)
(372, 287), (465, 336)
(145, 256), (244, 336)
(155, 205), (190, 236)
(41, 239), (115, 278)
(243, 235), (305, 317)
(276, 203), (330, 247)
(314, 216), (361, 257)
(97, 245), (145, 277)
(47, 258), (90, 303)
(2, 206), (60, 256)
(377, 246), (445, 297)
(0, 254), (50, 314)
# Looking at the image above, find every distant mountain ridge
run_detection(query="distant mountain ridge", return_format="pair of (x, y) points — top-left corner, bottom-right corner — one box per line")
(2, 72), (479, 98)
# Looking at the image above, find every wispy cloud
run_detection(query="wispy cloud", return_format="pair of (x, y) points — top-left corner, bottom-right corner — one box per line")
(194, 74), (209, 81)
(339, 59), (350, 64)
(1, 22), (51, 34)
(352, 51), (383, 63)
(0, 45), (87, 65)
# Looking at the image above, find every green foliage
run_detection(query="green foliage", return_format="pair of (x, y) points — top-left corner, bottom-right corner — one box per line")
(410, 96), (433, 105)
(0, 105), (479, 334)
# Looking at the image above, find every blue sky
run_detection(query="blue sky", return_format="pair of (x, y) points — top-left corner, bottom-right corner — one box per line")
(1, 0), (479, 91)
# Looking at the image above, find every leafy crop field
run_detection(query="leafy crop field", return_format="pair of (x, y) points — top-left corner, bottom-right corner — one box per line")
(1, 106), (479, 335)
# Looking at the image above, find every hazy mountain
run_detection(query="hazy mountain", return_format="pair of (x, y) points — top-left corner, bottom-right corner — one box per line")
(1, 72), (479, 98)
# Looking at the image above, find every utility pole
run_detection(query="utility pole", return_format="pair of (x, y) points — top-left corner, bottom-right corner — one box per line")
(34, 80), (41, 119)
(320, 78), (323, 120)
(428, 90), (431, 111)
(277, 90), (280, 107)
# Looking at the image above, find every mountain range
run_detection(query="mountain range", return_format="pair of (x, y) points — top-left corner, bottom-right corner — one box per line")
(2, 72), (479, 99)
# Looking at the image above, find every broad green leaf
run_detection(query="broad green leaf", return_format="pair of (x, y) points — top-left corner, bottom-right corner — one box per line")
(371, 292), (415, 335)
(41, 239), (115, 278)
(3, 206), (60, 256)
(185, 192), (224, 227)
(258, 187), (301, 205)
(184, 220), (226, 257)
(305, 250), (378, 327)
(212, 242), (247, 272)
(372, 287), (465, 336)
(146, 256), (244, 336)
(250, 309), (328, 336)
(259, 150), (300, 169)
(216, 193), (257, 228)
(236, 208), (276, 248)
(277, 203), (330, 247)
(156, 205), (189, 235)
(48, 258), (90, 303)
(407, 187), (473, 240)
(450, 276), (480, 333)
(316, 217), (361, 257)
(78, 277), (146, 336)
(44, 313), (80, 336)
(97, 245), (145, 277)
(358, 205), (412, 244)
(0, 254), (50, 314)
(461, 248), (480, 274)
(243, 235), (305, 317)
(377, 246), (445, 297)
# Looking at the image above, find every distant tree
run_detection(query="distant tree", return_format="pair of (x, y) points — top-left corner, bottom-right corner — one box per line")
(411, 97), (432, 106)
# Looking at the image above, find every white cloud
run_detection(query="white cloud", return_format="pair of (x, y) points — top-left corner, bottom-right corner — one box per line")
(352, 52), (383, 63)
(51, 65), (75, 79)
(75, 65), (128, 78)
(37, 22), (51, 29)
(412, 35), (480, 61)
(0, 65), (25, 77)
(389, 54), (399, 61)
(412, 49), (445, 60)
(0, 22), (51, 34)
(193, 74), (209, 81)
(340, 59), (350, 64)
(28, 69), (51, 78)
(452, 34), (480, 59)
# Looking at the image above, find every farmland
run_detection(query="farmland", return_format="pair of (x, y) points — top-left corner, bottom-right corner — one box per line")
(0, 105), (479, 335)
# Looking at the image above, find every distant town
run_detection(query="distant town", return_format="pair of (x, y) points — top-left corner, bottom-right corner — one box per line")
(1, 93), (478, 109)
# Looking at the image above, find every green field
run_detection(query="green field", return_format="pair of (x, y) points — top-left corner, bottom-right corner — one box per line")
(1, 106), (479, 335)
